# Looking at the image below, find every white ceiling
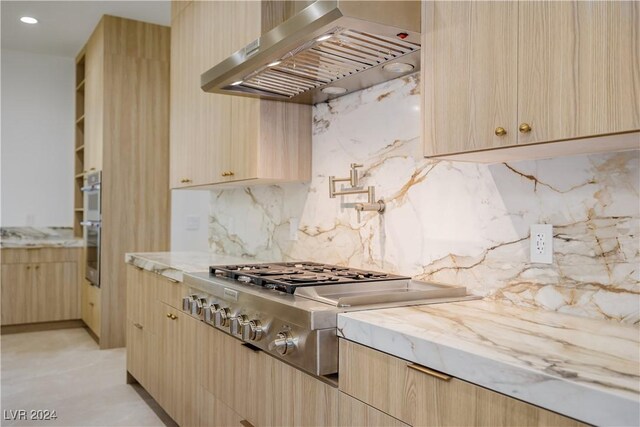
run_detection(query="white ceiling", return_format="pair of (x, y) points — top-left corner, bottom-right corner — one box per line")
(1, 1), (171, 57)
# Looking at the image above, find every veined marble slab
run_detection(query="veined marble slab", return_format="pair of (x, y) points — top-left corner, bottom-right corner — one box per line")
(338, 300), (640, 427)
(124, 251), (266, 282)
(0, 227), (83, 248)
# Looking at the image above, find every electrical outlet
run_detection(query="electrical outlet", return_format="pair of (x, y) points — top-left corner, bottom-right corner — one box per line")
(530, 224), (553, 264)
(289, 217), (299, 241)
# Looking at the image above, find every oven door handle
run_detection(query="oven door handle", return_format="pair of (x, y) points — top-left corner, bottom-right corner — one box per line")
(81, 221), (101, 228)
(81, 184), (100, 192)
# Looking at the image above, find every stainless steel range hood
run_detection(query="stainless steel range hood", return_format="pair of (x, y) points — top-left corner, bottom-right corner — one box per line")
(201, 1), (421, 105)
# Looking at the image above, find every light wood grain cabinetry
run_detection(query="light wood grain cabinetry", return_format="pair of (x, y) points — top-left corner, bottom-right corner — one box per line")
(81, 279), (101, 337)
(338, 392), (409, 427)
(423, 0), (640, 161)
(77, 16), (170, 349)
(339, 339), (584, 427)
(170, 0), (311, 189)
(1, 248), (81, 326)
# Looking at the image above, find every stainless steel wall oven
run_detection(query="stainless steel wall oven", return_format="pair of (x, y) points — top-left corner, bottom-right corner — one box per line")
(82, 171), (101, 287)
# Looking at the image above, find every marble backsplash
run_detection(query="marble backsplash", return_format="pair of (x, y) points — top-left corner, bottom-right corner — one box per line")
(208, 74), (640, 324)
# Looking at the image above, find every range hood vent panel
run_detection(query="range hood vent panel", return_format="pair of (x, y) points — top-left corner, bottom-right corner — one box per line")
(201, 1), (421, 105)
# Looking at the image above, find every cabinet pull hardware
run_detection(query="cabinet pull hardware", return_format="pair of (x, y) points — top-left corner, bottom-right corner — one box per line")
(35, 265), (40, 270)
(519, 123), (532, 133)
(26, 266), (31, 270)
(135, 266), (144, 271)
(170, 314), (178, 320)
(166, 313), (172, 318)
(180, 178), (193, 183)
(166, 277), (180, 284)
(407, 363), (452, 381)
(134, 323), (143, 330)
(241, 342), (261, 353)
(221, 171), (235, 177)
(90, 167), (96, 171)
(240, 421), (255, 427)
(494, 127), (507, 136)
(89, 302), (94, 307)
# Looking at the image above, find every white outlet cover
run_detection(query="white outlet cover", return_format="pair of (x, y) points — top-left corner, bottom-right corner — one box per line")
(289, 217), (299, 241)
(530, 224), (553, 264)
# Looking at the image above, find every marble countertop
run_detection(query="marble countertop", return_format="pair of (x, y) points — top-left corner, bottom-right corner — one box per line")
(0, 227), (83, 248)
(338, 300), (640, 426)
(125, 251), (264, 282)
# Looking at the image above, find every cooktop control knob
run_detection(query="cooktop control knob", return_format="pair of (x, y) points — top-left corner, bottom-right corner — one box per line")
(182, 294), (198, 312)
(214, 307), (231, 328)
(192, 297), (208, 317)
(241, 319), (264, 342)
(269, 331), (296, 355)
(204, 303), (220, 324)
(230, 315), (248, 336)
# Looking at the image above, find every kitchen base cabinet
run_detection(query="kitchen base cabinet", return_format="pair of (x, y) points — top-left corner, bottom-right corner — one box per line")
(1, 248), (81, 326)
(197, 385), (244, 427)
(338, 392), (409, 427)
(81, 279), (101, 338)
(339, 339), (585, 427)
(157, 303), (199, 427)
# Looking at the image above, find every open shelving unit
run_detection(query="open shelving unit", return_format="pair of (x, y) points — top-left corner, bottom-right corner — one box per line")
(74, 51), (86, 238)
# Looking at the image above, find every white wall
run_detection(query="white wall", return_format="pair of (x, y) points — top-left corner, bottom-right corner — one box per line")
(170, 189), (210, 251)
(1, 49), (74, 226)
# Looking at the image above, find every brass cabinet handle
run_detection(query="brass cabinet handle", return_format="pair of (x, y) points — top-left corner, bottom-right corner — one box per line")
(166, 313), (172, 318)
(35, 265), (40, 270)
(170, 314), (178, 320)
(89, 302), (94, 307)
(494, 127), (507, 136)
(519, 123), (532, 133)
(26, 265), (31, 270)
(134, 323), (143, 330)
(180, 178), (193, 184)
(240, 420), (255, 427)
(166, 277), (180, 284)
(407, 363), (452, 381)
(90, 167), (96, 171)
(221, 171), (235, 177)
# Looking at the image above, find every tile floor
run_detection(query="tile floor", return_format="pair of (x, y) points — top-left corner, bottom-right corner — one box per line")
(1, 328), (167, 426)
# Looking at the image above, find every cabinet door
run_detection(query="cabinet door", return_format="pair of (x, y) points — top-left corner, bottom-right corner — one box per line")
(197, 385), (244, 427)
(423, 1), (518, 156)
(338, 392), (409, 427)
(84, 20), (104, 172)
(519, 1), (640, 144)
(170, 1), (230, 188)
(34, 262), (79, 322)
(1, 264), (33, 325)
(158, 304), (198, 426)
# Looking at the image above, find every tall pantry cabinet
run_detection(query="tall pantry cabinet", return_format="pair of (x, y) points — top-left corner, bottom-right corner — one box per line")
(75, 16), (171, 348)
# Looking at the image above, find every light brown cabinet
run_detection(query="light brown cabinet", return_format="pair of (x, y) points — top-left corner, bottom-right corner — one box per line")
(338, 392), (409, 427)
(170, 0), (311, 189)
(339, 339), (584, 427)
(423, 0), (640, 161)
(81, 279), (101, 337)
(76, 15), (171, 349)
(1, 248), (81, 326)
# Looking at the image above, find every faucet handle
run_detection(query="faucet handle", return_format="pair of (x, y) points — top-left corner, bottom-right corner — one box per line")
(350, 163), (363, 169)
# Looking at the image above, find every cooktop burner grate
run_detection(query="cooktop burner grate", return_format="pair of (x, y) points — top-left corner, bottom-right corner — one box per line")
(210, 262), (410, 294)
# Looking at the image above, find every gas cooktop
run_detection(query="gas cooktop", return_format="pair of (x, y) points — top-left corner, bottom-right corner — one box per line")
(209, 262), (410, 294)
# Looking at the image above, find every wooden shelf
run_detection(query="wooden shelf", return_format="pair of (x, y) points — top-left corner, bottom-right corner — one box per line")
(76, 80), (85, 91)
(76, 115), (85, 125)
(75, 172), (85, 179)
(74, 208), (84, 212)
(75, 144), (85, 152)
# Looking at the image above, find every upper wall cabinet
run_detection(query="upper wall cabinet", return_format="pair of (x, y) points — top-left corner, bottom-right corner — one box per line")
(170, 1), (312, 189)
(423, 1), (640, 162)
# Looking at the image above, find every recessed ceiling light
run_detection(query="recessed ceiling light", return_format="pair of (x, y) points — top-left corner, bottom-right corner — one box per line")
(382, 62), (414, 73)
(321, 86), (347, 95)
(20, 16), (38, 24)
(267, 61), (281, 67)
(316, 34), (332, 42)
(230, 81), (243, 86)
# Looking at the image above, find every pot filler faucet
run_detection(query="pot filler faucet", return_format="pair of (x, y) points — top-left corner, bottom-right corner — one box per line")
(329, 163), (386, 213)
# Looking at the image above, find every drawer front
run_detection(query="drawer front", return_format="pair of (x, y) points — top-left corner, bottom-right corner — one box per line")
(338, 392), (409, 427)
(339, 339), (584, 427)
(155, 272), (185, 309)
(1, 248), (81, 264)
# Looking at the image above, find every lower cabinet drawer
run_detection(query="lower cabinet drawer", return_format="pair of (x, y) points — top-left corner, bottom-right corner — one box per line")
(197, 385), (244, 427)
(339, 339), (585, 427)
(155, 273), (185, 309)
(338, 392), (409, 427)
(1, 248), (80, 264)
